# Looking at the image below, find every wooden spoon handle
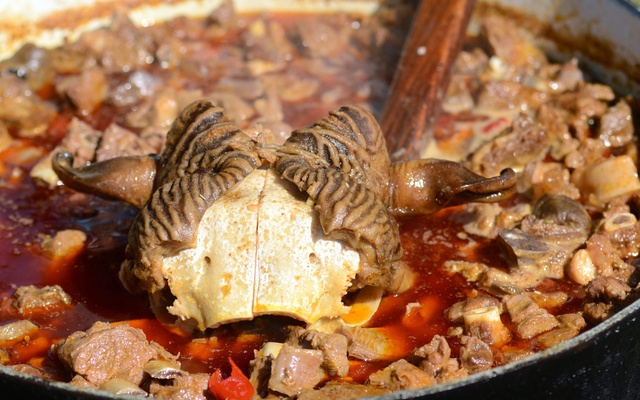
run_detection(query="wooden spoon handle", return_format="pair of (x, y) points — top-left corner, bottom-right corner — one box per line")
(381, 0), (476, 161)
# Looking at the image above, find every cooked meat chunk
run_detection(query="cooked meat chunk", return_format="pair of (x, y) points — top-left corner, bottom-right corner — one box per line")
(268, 344), (326, 397)
(459, 336), (493, 373)
(469, 114), (549, 177)
(0, 320), (38, 343)
(286, 326), (349, 377)
(409, 335), (468, 383)
(585, 233), (635, 282)
(367, 359), (436, 391)
(149, 372), (210, 400)
(95, 123), (157, 162)
(586, 276), (632, 302)
(503, 294), (558, 339)
(598, 100), (634, 147)
(69, 374), (97, 389)
(12, 284), (72, 313)
(339, 326), (395, 361)
(40, 230), (87, 260)
(476, 81), (548, 113)
(53, 321), (178, 386)
(481, 14), (548, 80)
(0, 74), (57, 137)
(55, 66), (107, 114)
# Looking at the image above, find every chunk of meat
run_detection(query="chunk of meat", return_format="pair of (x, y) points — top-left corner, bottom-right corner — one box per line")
(481, 14), (548, 80)
(268, 344), (326, 397)
(536, 313), (586, 349)
(367, 359), (436, 391)
(597, 100), (633, 147)
(0, 320), (38, 343)
(0, 74), (57, 137)
(409, 335), (468, 383)
(286, 326), (349, 377)
(476, 81), (548, 113)
(338, 325), (397, 361)
(586, 276), (632, 302)
(95, 123), (157, 162)
(469, 114), (549, 177)
(40, 229), (87, 260)
(53, 321), (178, 386)
(54, 66), (107, 114)
(585, 233), (636, 282)
(503, 294), (559, 339)
(458, 336), (493, 374)
(447, 296), (512, 347)
(12, 285), (72, 313)
(149, 373), (210, 400)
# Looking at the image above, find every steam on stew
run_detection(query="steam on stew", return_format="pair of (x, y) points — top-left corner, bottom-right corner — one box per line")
(0, 1), (639, 399)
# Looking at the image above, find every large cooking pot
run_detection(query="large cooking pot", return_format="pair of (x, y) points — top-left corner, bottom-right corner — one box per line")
(1, 0), (639, 399)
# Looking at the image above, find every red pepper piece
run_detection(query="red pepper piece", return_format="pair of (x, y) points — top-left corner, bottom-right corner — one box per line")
(208, 358), (255, 400)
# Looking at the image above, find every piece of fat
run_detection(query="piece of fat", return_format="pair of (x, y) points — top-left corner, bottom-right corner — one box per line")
(161, 169), (361, 330)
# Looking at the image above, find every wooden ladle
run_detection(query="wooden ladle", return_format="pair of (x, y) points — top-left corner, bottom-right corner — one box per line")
(381, 0), (477, 161)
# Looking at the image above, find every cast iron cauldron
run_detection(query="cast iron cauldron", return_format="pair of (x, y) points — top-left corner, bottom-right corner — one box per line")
(1, 296), (640, 399)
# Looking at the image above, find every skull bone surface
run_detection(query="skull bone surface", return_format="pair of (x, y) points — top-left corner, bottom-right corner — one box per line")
(53, 100), (516, 330)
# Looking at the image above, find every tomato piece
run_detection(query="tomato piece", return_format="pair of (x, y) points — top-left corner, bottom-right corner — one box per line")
(208, 358), (254, 400)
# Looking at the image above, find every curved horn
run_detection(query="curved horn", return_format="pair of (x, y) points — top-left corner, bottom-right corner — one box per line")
(388, 159), (517, 216)
(52, 151), (160, 209)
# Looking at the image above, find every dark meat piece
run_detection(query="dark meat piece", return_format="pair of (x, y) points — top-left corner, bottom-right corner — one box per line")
(586, 276), (631, 302)
(286, 326), (349, 377)
(268, 344), (325, 397)
(109, 70), (161, 108)
(297, 381), (391, 400)
(409, 335), (467, 383)
(12, 285), (72, 313)
(55, 66), (107, 114)
(149, 372), (210, 400)
(503, 294), (558, 339)
(69, 13), (156, 74)
(290, 17), (347, 59)
(249, 351), (272, 399)
(601, 217), (640, 259)
(476, 81), (549, 113)
(0, 74), (57, 137)
(469, 114), (549, 177)
(367, 359), (436, 391)
(480, 14), (547, 80)
(598, 100), (634, 147)
(584, 302), (615, 324)
(96, 123), (157, 162)
(53, 321), (177, 386)
(586, 233), (636, 282)
(536, 313), (586, 349)
(338, 325), (395, 361)
(459, 336), (493, 374)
